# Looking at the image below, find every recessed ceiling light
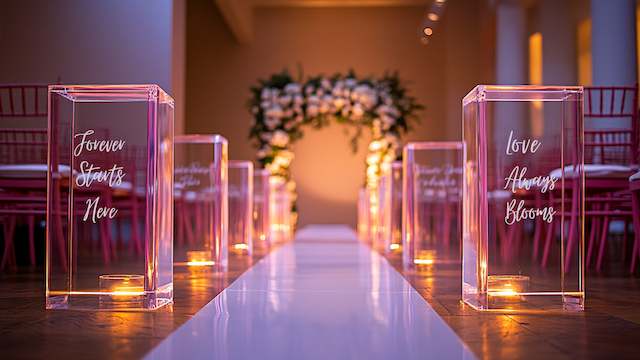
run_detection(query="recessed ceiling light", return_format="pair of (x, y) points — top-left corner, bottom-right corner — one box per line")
(427, 13), (439, 21)
(423, 27), (433, 36)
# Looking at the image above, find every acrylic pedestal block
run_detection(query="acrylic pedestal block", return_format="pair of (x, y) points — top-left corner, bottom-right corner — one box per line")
(357, 188), (371, 242)
(229, 161), (253, 256)
(379, 162), (403, 254)
(269, 177), (292, 244)
(46, 84), (174, 311)
(174, 134), (228, 271)
(253, 169), (271, 251)
(462, 85), (584, 312)
(402, 142), (462, 270)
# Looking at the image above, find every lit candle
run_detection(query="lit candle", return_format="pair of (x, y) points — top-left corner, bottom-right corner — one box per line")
(232, 243), (249, 254)
(187, 250), (215, 267)
(414, 249), (436, 266)
(99, 274), (144, 298)
(487, 275), (530, 300)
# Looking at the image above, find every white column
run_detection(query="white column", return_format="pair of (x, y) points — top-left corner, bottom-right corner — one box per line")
(540, 0), (577, 85)
(171, 0), (186, 135)
(496, 1), (527, 85)
(495, 1), (528, 145)
(591, 0), (637, 86)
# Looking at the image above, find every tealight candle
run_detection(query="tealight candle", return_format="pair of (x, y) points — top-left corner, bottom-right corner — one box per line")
(232, 243), (250, 254)
(414, 249), (436, 266)
(487, 275), (530, 300)
(187, 250), (215, 267)
(99, 274), (145, 309)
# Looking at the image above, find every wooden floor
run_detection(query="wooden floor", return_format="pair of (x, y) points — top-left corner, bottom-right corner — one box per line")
(386, 252), (640, 360)
(2, 243), (640, 359)
(0, 251), (267, 359)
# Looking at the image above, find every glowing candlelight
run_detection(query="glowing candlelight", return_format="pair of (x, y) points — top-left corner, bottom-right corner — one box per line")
(487, 275), (530, 299)
(231, 243), (250, 255)
(99, 274), (144, 297)
(414, 249), (436, 266)
(186, 250), (215, 267)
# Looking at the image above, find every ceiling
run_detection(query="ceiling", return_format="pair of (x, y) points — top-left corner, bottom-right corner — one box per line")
(214, 0), (432, 43)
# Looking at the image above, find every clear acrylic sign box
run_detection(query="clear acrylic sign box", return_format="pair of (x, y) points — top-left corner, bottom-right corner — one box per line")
(462, 85), (584, 311)
(379, 162), (403, 254)
(174, 134), (228, 271)
(229, 161), (253, 256)
(269, 177), (292, 244)
(402, 143), (463, 270)
(253, 169), (271, 251)
(46, 85), (174, 311)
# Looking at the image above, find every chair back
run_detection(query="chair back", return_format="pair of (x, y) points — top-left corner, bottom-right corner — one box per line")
(0, 128), (48, 165)
(584, 85), (638, 165)
(0, 84), (48, 117)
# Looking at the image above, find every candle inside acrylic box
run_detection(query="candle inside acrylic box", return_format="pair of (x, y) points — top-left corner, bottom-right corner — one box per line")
(379, 161), (403, 254)
(174, 135), (228, 271)
(462, 85), (584, 311)
(229, 161), (253, 256)
(357, 188), (371, 242)
(269, 176), (293, 244)
(46, 84), (174, 311)
(253, 169), (271, 251)
(402, 142), (463, 270)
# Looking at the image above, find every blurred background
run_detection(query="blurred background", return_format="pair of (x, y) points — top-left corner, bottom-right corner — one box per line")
(1, 0), (637, 227)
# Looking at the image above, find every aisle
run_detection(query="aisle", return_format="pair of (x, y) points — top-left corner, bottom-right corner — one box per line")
(146, 225), (475, 359)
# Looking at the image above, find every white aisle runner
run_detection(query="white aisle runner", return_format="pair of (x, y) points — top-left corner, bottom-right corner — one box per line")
(146, 225), (475, 360)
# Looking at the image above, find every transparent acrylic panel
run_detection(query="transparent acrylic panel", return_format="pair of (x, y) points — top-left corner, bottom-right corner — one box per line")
(46, 84), (174, 311)
(462, 85), (584, 312)
(229, 161), (253, 256)
(357, 187), (370, 242)
(174, 135), (228, 271)
(253, 169), (271, 251)
(380, 162), (403, 254)
(403, 142), (462, 270)
(269, 177), (292, 244)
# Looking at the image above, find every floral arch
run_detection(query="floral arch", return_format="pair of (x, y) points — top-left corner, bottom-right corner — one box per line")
(248, 70), (423, 216)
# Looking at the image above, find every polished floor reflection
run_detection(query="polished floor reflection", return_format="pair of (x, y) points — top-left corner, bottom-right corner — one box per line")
(145, 225), (475, 359)
(388, 252), (640, 359)
(0, 251), (260, 359)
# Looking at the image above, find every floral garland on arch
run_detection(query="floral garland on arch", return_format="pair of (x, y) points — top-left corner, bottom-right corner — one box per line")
(248, 70), (422, 214)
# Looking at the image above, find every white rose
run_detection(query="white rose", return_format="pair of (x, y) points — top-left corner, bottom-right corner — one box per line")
(270, 130), (290, 147)
(307, 95), (320, 105)
(261, 88), (272, 100)
(265, 117), (280, 130)
(265, 105), (283, 118)
(333, 97), (346, 109)
(278, 95), (292, 106)
(305, 85), (315, 95)
(256, 146), (270, 159)
(260, 132), (273, 142)
(284, 83), (302, 94)
(307, 105), (319, 117)
(351, 104), (364, 119)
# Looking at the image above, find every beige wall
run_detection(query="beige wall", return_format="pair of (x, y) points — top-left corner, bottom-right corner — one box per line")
(0, 0), (173, 90)
(186, 0), (490, 227)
